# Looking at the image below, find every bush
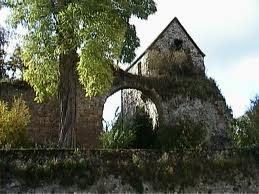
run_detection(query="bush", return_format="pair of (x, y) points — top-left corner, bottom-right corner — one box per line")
(231, 116), (255, 147)
(157, 119), (207, 151)
(157, 104), (209, 151)
(100, 116), (135, 149)
(130, 106), (156, 149)
(0, 97), (30, 148)
(101, 106), (156, 149)
(231, 95), (259, 148)
(146, 50), (200, 77)
(247, 95), (259, 130)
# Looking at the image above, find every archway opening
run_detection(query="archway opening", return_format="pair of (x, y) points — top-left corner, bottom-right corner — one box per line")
(102, 90), (122, 131)
(102, 89), (159, 131)
(102, 88), (160, 149)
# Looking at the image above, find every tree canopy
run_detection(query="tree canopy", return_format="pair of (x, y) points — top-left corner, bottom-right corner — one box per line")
(4, 0), (157, 147)
(0, 26), (8, 80)
(4, 0), (157, 101)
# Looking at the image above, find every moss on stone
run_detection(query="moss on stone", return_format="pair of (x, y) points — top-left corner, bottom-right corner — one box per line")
(1, 149), (258, 192)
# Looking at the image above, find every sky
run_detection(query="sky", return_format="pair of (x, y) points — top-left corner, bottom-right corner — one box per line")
(104, 0), (259, 123)
(1, 1), (259, 124)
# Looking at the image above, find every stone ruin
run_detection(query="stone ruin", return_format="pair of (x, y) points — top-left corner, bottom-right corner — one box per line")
(0, 17), (233, 148)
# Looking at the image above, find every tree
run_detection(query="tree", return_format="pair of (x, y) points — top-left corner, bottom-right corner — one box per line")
(231, 95), (259, 147)
(6, 45), (25, 79)
(247, 95), (259, 131)
(0, 26), (8, 80)
(131, 106), (156, 149)
(4, 0), (156, 147)
(0, 23), (23, 80)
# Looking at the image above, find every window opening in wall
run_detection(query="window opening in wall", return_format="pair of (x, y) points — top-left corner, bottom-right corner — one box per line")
(137, 62), (142, 75)
(174, 39), (183, 50)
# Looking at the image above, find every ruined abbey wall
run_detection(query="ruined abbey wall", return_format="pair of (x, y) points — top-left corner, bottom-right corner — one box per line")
(1, 149), (259, 193)
(122, 18), (232, 148)
(0, 17), (233, 149)
(122, 17), (206, 127)
(0, 82), (104, 148)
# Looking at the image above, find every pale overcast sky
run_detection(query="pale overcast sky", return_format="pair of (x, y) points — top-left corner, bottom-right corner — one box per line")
(105, 0), (259, 122)
(1, 1), (259, 124)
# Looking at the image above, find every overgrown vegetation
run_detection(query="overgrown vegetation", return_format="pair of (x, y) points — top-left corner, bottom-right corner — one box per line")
(101, 106), (156, 149)
(4, 0), (157, 147)
(146, 50), (200, 77)
(101, 105), (208, 151)
(0, 97), (30, 148)
(100, 116), (136, 149)
(141, 50), (232, 118)
(157, 119), (207, 151)
(131, 107), (157, 149)
(0, 25), (24, 81)
(0, 149), (258, 192)
(231, 95), (259, 148)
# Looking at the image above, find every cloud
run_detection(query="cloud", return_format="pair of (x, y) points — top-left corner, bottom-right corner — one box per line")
(157, 0), (257, 40)
(129, 0), (259, 119)
(2, 1), (258, 121)
(208, 55), (259, 117)
(131, 0), (258, 56)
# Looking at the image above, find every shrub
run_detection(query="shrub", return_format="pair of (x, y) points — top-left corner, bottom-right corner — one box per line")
(100, 116), (135, 149)
(231, 116), (254, 147)
(146, 50), (200, 77)
(100, 126), (135, 149)
(101, 106), (156, 149)
(231, 95), (259, 148)
(130, 106), (156, 149)
(247, 95), (259, 130)
(157, 119), (207, 151)
(0, 97), (30, 148)
(157, 104), (209, 151)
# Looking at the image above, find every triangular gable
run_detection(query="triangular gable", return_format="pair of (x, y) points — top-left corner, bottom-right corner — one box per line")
(126, 17), (205, 71)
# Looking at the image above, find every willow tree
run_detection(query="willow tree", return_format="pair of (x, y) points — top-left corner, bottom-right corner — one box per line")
(4, 0), (156, 147)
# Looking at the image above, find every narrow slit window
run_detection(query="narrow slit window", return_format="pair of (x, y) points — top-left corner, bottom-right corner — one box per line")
(138, 62), (142, 75)
(174, 39), (183, 50)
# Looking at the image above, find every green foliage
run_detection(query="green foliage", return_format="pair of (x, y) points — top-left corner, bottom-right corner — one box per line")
(0, 97), (30, 148)
(100, 127), (135, 150)
(119, 24), (140, 63)
(5, 45), (25, 80)
(247, 95), (259, 130)
(0, 26), (8, 80)
(146, 50), (199, 77)
(130, 106), (156, 149)
(0, 26), (26, 81)
(0, 14), (26, 81)
(4, 0), (156, 101)
(231, 95), (259, 148)
(101, 116), (135, 149)
(0, 149), (257, 192)
(157, 118), (207, 151)
(101, 106), (157, 149)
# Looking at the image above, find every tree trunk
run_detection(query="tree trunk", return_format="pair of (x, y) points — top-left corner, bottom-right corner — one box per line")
(58, 49), (78, 148)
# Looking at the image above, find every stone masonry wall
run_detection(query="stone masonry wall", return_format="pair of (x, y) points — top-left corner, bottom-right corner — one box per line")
(0, 17), (231, 149)
(151, 18), (205, 72)
(122, 18), (232, 148)
(123, 18), (206, 128)
(0, 81), (104, 148)
(122, 60), (159, 127)
(0, 82), (60, 144)
(1, 149), (259, 193)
